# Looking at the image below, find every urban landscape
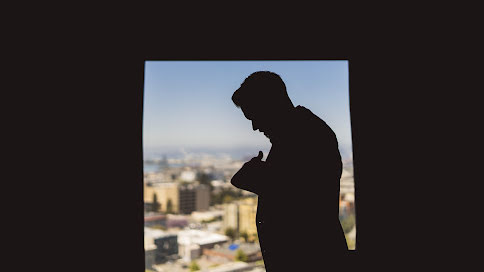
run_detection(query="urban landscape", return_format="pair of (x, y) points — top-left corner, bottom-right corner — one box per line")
(142, 61), (354, 271)
(143, 151), (356, 272)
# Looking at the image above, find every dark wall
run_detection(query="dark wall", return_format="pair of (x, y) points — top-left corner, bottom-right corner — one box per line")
(26, 37), (471, 271)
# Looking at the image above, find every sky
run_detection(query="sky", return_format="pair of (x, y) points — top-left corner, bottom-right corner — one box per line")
(143, 61), (352, 160)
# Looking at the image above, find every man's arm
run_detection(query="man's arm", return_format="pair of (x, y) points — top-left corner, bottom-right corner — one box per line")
(231, 151), (269, 195)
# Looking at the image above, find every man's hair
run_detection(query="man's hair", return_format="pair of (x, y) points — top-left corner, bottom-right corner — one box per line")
(232, 71), (293, 109)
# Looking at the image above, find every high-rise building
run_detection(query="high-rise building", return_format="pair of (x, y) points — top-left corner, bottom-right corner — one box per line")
(179, 183), (210, 214)
(179, 184), (196, 214)
(144, 182), (179, 213)
(195, 184), (210, 211)
(238, 197), (258, 237)
(224, 203), (239, 232)
(223, 197), (258, 238)
(144, 182), (210, 214)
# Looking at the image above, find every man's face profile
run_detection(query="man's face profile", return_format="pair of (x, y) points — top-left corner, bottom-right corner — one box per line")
(240, 103), (278, 140)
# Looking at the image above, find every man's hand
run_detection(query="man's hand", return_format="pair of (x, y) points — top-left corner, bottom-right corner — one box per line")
(230, 151), (265, 192)
(243, 150), (264, 174)
(249, 151), (264, 164)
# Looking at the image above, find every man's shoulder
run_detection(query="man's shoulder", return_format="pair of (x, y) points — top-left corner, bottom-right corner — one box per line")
(294, 106), (334, 137)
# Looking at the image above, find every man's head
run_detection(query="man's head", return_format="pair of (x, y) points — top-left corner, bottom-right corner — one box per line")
(232, 71), (294, 140)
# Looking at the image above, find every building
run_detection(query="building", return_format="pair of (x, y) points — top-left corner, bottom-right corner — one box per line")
(165, 214), (189, 229)
(154, 234), (178, 262)
(177, 229), (229, 262)
(144, 182), (210, 214)
(224, 203), (239, 232)
(238, 198), (258, 238)
(143, 172), (165, 184)
(179, 185), (196, 214)
(196, 184), (211, 211)
(180, 169), (197, 182)
(179, 183), (210, 214)
(144, 242), (157, 270)
(223, 197), (258, 239)
(144, 182), (179, 213)
(144, 227), (178, 267)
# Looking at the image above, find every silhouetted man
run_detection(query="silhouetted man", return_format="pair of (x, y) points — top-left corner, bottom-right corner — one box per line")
(231, 71), (348, 271)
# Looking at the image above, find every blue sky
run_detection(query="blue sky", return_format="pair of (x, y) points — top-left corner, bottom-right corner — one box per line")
(143, 61), (352, 159)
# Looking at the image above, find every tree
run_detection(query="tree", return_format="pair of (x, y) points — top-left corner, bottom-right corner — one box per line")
(197, 172), (213, 188)
(152, 193), (161, 212)
(189, 261), (200, 271)
(211, 188), (246, 205)
(166, 198), (173, 214)
(223, 195), (234, 203)
(253, 233), (259, 243)
(235, 249), (248, 262)
(225, 227), (236, 241)
(240, 231), (249, 242)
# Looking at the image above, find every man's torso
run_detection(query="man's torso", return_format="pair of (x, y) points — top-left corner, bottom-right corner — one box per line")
(254, 106), (347, 269)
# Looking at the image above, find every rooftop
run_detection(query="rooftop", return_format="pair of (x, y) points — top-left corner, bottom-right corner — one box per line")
(177, 229), (228, 246)
(144, 227), (168, 239)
